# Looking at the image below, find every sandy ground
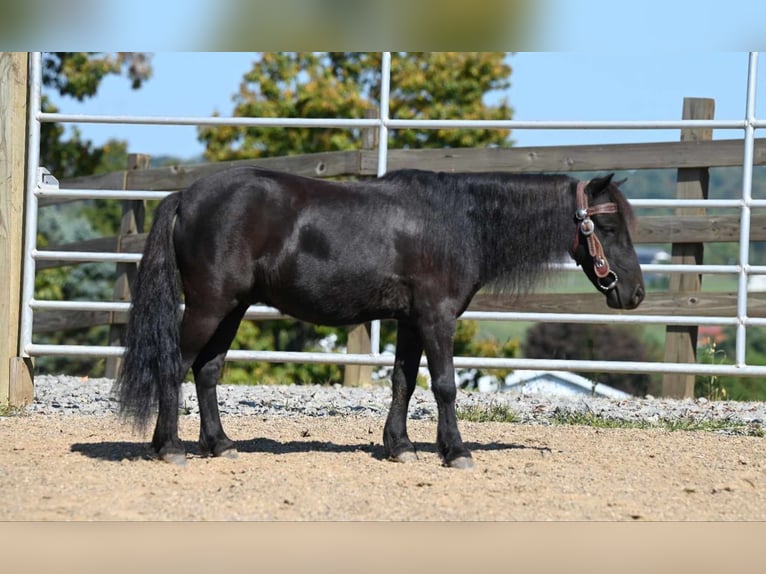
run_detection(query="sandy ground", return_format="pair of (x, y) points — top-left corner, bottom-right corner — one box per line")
(1, 413), (765, 520)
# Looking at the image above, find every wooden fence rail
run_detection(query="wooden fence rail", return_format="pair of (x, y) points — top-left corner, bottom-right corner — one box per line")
(38, 137), (766, 208)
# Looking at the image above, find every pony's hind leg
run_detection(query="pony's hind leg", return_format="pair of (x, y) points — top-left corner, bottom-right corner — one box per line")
(383, 321), (423, 463)
(151, 376), (186, 465)
(183, 302), (249, 459)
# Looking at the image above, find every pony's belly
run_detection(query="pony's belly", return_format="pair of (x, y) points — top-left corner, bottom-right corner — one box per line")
(262, 277), (412, 327)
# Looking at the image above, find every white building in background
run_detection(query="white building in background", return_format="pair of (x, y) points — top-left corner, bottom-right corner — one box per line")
(477, 370), (631, 399)
(748, 275), (766, 292)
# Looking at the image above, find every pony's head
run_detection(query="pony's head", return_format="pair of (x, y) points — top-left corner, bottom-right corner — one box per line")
(569, 174), (645, 310)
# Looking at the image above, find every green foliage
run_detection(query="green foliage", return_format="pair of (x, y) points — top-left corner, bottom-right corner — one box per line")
(523, 323), (659, 396)
(40, 53), (149, 179)
(35, 53), (152, 377)
(222, 320), (345, 385)
(198, 53), (514, 385)
(40, 104), (131, 181)
(34, 202), (117, 376)
(42, 52), (151, 100)
(0, 403), (26, 417)
(199, 52), (512, 161)
(456, 402), (519, 423)
(454, 319), (520, 388)
(695, 341), (729, 401)
(700, 327), (766, 401)
(551, 409), (763, 436)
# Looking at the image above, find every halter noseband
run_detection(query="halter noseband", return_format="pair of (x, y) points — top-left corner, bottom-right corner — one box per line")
(570, 180), (619, 292)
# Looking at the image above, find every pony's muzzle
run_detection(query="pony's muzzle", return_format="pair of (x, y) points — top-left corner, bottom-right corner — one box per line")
(630, 284), (646, 308)
(605, 280), (644, 310)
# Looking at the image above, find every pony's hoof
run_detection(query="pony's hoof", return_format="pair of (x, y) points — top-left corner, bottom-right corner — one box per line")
(218, 448), (239, 460)
(390, 451), (418, 463)
(199, 440), (237, 459)
(446, 456), (474, 469)
(161, 452), (187, 466)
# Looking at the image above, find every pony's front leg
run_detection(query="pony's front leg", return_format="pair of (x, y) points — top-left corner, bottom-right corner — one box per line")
(383, 321), (423, 462)
(418, 316), (474, 469)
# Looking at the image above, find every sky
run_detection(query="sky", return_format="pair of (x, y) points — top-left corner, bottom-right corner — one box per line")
(46, 52), (764, 161)
(39, 0), (766, 161)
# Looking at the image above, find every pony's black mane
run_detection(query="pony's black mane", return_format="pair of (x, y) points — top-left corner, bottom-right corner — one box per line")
(374, 169), (578, 294)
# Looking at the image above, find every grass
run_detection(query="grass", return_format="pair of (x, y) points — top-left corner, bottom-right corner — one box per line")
(455, 401), (764, 437)
(696, 341), (730, 401)
(0, 403), (26, 417)
(456, 402), (520, 423)
(550, 409), (765, 437)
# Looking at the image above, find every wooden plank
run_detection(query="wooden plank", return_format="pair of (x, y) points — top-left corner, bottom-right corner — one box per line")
(344, 324), (372, 387)
(35, 236), (120, 270)
(469, 292), (766, 318)
(633, 214), (766, 244)
(9, 357), (33, 406)
(119, 232), (148, 252)
(38, 171), (129, 207)
(362, 138), (766, 175)
(49, 137), (766, 197)
(59, 171), (127, 191)
(39, 151), (360, 206)
(663, 98), (715, 399)
(0, 52), (33, 406)
(126, 151), (361, 191)
(35, 233), (147, 271)
(33, 310), (123, 333)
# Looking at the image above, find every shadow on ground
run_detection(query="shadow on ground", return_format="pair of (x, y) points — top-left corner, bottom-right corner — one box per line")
(70, 437), (550, 462)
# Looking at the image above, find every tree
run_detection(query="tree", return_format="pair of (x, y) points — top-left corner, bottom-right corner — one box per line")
(35, 52), (152, 376)
(523, 323), (656, 396)
(198, 52), (514, 385)
(40, 53), (151, 178)
(199, 52), (512, 161)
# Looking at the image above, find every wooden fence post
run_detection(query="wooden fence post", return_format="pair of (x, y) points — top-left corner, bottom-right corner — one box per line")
(105, 153), (149, 379)
(343, 109), (377, 387)
(661, 98), (715, 398)
(0, 52), (34, 406)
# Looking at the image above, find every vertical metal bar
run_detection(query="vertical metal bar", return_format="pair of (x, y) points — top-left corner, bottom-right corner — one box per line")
(19, 52), (42, 356)
(376, 51), (391, 177)
(735, 52), (759, 366)
(369, 52), (392, 356)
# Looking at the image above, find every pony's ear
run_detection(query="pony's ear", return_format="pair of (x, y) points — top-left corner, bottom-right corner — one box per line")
(588, 173), (614, 196)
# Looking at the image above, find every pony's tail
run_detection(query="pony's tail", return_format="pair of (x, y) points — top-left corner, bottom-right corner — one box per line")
(113, 192), (183, 431)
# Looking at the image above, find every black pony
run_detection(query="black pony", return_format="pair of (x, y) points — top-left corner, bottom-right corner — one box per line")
(115, 167), (644, 468)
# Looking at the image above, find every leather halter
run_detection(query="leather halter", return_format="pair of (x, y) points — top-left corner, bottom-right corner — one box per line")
(570, 180), (619, 292)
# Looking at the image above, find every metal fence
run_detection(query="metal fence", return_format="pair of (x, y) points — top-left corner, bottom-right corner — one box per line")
(20, 51), (766, 378)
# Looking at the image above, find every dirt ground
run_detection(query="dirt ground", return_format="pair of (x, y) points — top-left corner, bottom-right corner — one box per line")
(1, 413), (765, 520)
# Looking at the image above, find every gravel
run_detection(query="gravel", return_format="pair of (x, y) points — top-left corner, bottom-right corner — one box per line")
(23, 374), (766, 433)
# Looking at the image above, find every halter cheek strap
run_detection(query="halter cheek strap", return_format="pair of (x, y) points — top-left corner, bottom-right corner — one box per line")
(570, 180), (619, 291)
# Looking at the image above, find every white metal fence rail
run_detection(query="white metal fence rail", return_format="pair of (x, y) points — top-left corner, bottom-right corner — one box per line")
(20, 51), (766, 377)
